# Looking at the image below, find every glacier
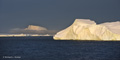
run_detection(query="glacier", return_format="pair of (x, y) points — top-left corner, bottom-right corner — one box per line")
(53, 19), (120, 41)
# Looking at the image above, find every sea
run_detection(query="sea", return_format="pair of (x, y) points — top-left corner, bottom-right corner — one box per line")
(0, 36), (120, 60)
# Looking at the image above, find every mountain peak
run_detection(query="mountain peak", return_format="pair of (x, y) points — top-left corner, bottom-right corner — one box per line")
(24, 25), (47, 31)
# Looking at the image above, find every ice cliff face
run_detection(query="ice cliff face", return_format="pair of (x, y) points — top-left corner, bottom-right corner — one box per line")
(53, 19), (120, 40)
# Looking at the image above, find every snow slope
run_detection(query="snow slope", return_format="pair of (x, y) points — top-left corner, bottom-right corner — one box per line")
(53, 19), (120, 40)
(25, 25), (47, 31)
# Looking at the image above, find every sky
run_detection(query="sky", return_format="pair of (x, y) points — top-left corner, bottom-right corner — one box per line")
(0, 0), (120, 33)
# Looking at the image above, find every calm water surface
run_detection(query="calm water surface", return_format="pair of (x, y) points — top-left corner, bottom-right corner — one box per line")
(0, 36), (120, 60)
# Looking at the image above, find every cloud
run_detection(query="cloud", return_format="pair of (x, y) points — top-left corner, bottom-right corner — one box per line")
(99, 21), (120, 34)
(10, 25), (58, 35)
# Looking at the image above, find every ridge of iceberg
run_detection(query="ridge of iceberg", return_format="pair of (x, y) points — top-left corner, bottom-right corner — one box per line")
(53, 19), (120, 40)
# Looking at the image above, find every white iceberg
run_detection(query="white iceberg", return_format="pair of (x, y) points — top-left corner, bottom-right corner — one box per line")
(53, 19), (120, 41)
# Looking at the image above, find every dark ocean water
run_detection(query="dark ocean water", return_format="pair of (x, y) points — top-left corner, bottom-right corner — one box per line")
(0, 36), (120, 60)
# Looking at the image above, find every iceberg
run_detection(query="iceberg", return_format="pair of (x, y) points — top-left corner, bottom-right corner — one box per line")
(53, 19), (120, 41)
